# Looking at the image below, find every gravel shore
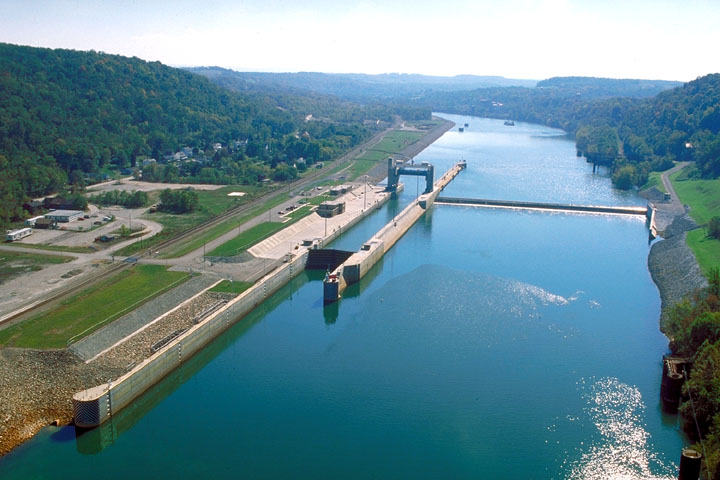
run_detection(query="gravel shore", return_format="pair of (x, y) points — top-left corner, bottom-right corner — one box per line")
(648, 212), (708, 325)
(0, 291), (234, 456)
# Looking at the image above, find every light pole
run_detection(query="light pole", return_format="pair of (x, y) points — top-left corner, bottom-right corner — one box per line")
(364, 174), (368, 210)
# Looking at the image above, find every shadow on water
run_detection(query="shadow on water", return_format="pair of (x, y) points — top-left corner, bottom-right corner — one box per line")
(74, 271), (315, 455)
(49, 426), (76, 444)
(322, 257), (385, 325)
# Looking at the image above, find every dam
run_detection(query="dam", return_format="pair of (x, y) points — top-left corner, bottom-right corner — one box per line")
(434, 196), (650, 217)
(323, 160), (466, 303)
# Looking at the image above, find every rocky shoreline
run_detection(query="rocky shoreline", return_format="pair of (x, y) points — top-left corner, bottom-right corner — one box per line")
(0, 291), (234, 456)
(645, 201), (708, 327)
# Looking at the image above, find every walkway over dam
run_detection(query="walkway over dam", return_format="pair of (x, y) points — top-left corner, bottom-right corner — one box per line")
(323, 160), (467, 303)
(434, 196), (650, 218)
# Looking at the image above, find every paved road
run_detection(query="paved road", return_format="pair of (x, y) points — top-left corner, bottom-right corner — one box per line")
(660, 161), (689, 213)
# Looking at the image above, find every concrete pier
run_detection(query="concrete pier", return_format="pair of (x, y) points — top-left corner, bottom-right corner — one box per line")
(324, 161), (466, 303)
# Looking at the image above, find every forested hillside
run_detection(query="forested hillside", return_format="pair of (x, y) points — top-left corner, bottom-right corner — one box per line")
(421, 75), (720, 187)
(0, 44), (395, 226)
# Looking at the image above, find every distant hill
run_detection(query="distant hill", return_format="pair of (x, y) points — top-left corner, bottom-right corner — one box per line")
(0, 44), (390, 226)
(537, 76), (683, 99)
(420, 73), (720, 184)
(187, 68), (538, 101)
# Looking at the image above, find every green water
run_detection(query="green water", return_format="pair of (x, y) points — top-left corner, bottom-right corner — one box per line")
(0, 116), (685, 479)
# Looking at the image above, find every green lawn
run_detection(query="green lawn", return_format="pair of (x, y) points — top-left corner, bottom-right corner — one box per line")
(686, 229), (720, 277)
(285, 205), (312, 220)
(308, 193), (331, 205)
(0, 264), (190, 349)
(642, 171), (667, 193)
(209, 280), (253, 295)
(671, 171), (720, 225)
(345, 130), (426, 181)
(208, 205), (315, 257)
(670, 170), (720, 275)
(0, 251), (73, 285)
(207, 222), (284, 257)
(371, 130), (424, 154)
(158, 193), (290, 259)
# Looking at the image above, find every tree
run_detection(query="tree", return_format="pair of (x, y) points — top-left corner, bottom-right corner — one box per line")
(158, 188), (198, 213)
(612, 165), (636, 190)
(709, 217), (720, 240)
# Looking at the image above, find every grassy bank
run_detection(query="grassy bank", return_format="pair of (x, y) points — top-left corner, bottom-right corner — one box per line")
(642, 171), (667, 193)
(207, 222), (283, 257)
(158, 193), (290, 259)
(346, 129), (425, 180)
(209, 280), (253, 295)
(115, 185), (275, 257)
(0, 265), (189, 349)
(207, 205), (314, 257)
(671, 168), (720, 276)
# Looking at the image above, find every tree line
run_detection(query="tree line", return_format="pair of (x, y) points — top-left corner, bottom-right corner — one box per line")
(663, 271), (720, 478)
(417, 75), (720, 188)
(0, 43), (429, 227)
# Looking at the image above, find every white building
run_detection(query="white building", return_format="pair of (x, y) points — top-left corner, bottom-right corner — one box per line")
(6, 228), (32, 241)
(44, 210), (84, 223)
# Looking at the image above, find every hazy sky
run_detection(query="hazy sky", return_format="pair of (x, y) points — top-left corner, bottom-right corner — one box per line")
(1, 0), (718, 81)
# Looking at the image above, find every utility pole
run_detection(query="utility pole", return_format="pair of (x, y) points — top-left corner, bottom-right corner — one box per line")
(364, 175), (367, 210)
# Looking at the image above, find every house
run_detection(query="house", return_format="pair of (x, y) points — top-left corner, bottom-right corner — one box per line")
(142, 158), (157, 167)
(44, 196), (72, 210)
(172, 152), (187, 162)
(22, 200), (44, 214)
(181, 147), (193, 157)
(34, 218), (58, 229)
(44, 210), (84, 223)
(212, 143), (222, 152)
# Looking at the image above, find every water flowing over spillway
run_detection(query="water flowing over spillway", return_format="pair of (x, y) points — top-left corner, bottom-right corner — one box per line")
(0, 115), (685, 479)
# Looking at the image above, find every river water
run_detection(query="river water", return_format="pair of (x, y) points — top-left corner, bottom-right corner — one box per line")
(0, 114), (686, 479)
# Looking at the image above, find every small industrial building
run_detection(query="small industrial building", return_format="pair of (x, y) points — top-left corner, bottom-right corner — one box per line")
(6, 228), (33, 242)
(34, 218), (58, 229)
(44, 210), (84, 223)
(316, 201), (346, 218)
(329, 185), (351, 196)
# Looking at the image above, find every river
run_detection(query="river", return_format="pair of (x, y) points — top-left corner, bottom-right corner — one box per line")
(0, 114), (686, 479)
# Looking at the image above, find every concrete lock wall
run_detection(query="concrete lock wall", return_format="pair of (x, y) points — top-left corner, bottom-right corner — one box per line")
(73, 251), (309, 428)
